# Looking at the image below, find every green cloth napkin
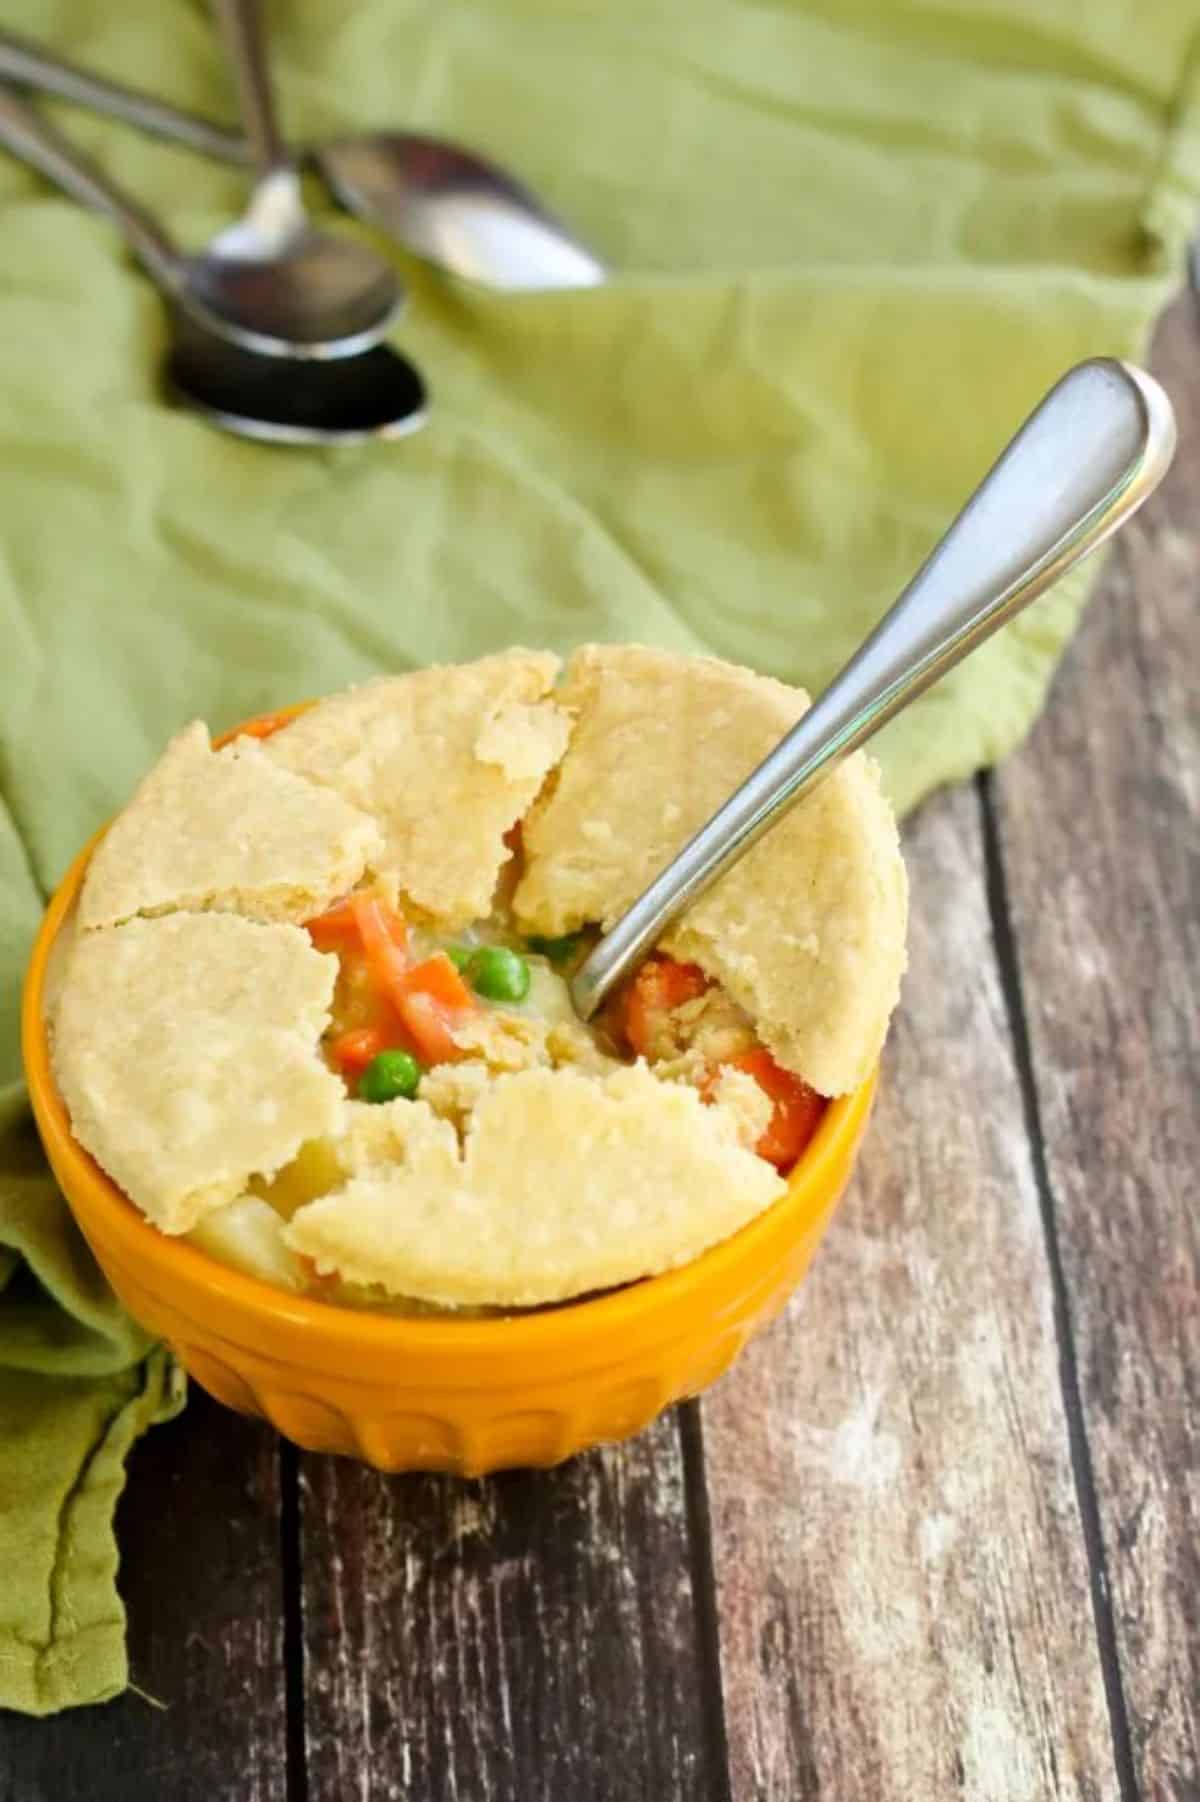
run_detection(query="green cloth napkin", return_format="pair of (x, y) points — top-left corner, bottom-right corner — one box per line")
(2, 0), (1199, 1715)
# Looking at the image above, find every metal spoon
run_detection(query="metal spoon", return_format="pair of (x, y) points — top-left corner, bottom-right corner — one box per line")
(0, 86), (427, 444)
(571, 359), (1175, 1019)
(0, 81), (389, 367)
(0, 27), (606, 293)
(201, 0), (402, 358)
(315, 136), (606, 293)
(168, 314), (428, 445)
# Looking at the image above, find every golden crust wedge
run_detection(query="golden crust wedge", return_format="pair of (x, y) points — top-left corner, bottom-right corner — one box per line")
(285, 1064), (785, 1307)
(51, 913), (345, 1233)
(263, 650), (570, 928)
(514, 644), (907, 1096)
(77, 723), (383, 931)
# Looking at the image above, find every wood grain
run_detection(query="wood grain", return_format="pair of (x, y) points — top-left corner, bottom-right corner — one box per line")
(0, 1392), (287, 1802)
(297, 1409), (724, 1802)
(700, 785), (1118, 1802)
(992, 297), (1200, 1799)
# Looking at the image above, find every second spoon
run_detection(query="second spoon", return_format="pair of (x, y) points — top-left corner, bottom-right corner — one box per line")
(201, 0), (403, 359)
(0, 86), (427, 443)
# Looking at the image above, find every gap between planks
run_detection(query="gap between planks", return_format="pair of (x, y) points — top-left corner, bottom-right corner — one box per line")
(281, 1439), (309, 1802)
(977, 773), (1139, 1802)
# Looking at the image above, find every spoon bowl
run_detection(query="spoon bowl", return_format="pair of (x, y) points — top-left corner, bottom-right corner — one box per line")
(167, 316), (428, 444)
(203, 0), (403, 358)
(317, 133), (606, 292)
(181, 168), (404, 360)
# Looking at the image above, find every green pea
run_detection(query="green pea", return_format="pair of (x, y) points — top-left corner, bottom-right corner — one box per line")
(466, 945), (531, 1003)
(526, 932), (585, 968)
(358, 1049), (422, 1104)
(445, 945), (472, 972)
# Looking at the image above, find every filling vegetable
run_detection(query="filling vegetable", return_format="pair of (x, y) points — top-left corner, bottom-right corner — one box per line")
(303, 891), (826, 1176)
(615, 955), (825, 1172)
(189, 890), (829, 1303)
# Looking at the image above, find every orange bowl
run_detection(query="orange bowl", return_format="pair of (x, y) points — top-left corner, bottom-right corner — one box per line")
(21, 707), (877, 1476)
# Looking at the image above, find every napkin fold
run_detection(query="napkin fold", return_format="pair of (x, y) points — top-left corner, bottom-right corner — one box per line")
(1, 0), (1198, 1714)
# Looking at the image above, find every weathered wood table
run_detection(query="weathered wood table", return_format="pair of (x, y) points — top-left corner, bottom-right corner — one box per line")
(2, 300), (1197, 1802)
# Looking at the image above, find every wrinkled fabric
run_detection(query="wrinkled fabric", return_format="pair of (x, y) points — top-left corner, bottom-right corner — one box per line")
(1, 0), (1198, 1714)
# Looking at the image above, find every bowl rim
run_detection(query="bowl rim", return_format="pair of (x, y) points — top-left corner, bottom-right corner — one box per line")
(22, 703), (877, 1360)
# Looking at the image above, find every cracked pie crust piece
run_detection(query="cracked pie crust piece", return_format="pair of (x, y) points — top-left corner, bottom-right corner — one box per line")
(263, 649), (570, 928)
(51, 912), (345, 1234)
(515, 645), (908, 1096)
(284, 1065), (786, 1308)
(78, 721), (383, 931)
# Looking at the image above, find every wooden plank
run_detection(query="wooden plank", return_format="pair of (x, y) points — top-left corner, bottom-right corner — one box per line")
(0, 1393), (287, 1802)
(701, 784), (1118, 1801)
(992, 296), (1200, 1798)
(298, 1408), (725, 1802)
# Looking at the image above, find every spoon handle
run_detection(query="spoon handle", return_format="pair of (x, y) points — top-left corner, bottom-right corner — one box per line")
(0, 82), (180, 289)
(570, 358), (1176, 1019)
(0, 29), (248, 165)
(210, 0), (290, 176)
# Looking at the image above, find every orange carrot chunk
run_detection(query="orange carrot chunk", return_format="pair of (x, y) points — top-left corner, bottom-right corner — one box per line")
(389, 952), (478, 1064)
(397, 991), (466, 1065)
(350, 894), (411, 1004)
(327, 1025), (392, 1076)
(304, 895), (364, 952)
(623, 956), (710, 1058)
(396, 951), (476, 1011)
(728, 1048), (826, 1172)
(236, 708), (299, 742)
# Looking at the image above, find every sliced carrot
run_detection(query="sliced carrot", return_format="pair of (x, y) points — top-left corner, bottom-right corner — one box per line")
(312, 897), (472, 1070)
(350, 893), (410, 1005)
(623, 956), (710, 1058)
(327, 1025), (392, 1076)
(308, 892), (410, 955)
(396, 951), (476, 1011)
(388, 953), (477, 1064)
(236, 708), (298, 742)
(304, 895), (364, 951)
(398, 991), (466, 1065)
(727, 1048), (826, 1172)
(351, 891), (409, 953)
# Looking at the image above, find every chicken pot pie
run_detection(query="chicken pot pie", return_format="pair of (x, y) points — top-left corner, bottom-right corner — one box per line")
(49, 646), (907, 1312)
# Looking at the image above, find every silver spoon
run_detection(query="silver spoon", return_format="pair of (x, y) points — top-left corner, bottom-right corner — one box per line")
(571, 358), (1175, 1019)
(0, 87), (427, 444)
(168, 314), (428, 446)
(0, 28), (605, 293)
(317, 136), (605, 293)
(201, 0), (402, 358)
(0, 81), (401, 367)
